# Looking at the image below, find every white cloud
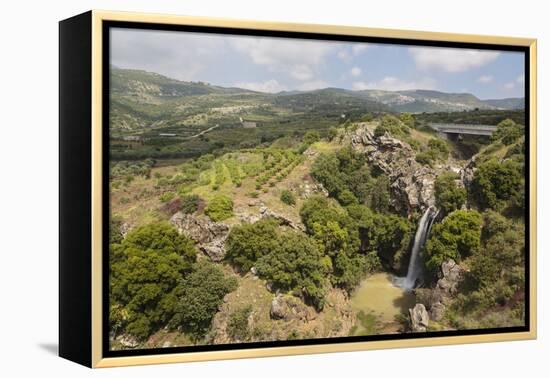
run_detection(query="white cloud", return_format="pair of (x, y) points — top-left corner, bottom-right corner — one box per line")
(233, 79), (287, 93)
(297, 80), (330, 91)
(350, 66), (362, 77)
(231, 37), (334, 81)
(290, 64), (314, 81)
(504, 82), (516, 90)
(111, 28), (224, 81)
(352, 76), (436, 91)
(337, 44), (369, 62)
(409, 47), (499, 72)
(477, 75), (493, 83)
(337, 49), (351, 62)
(352, 44), (369, 55)
(516, 74), (525, 84)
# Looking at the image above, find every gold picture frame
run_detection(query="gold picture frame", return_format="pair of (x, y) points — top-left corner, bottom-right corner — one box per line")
(59, 10), (537, 368)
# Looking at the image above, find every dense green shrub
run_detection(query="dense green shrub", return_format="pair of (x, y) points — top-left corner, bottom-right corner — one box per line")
(399, 112), (415, 128)
(109, 216), (124, 244)
(205, 195), (234, 221)
(428, 138), (449, 159)
(159, 191), (176, 203)
(180, 194), (202, 214)
(303, 131), (320, 145)
(470, 158), (523, 212)
(435, 173), (466, 214)
(425, 210), (482, 273)
(256, 232), (329, 310)
(227, 305), (253, 341)
(109, 222), (197, 340)
(374, 115), (409, 137)
(367, 175), (391, 213)
(491, 119), (523, 145)
(280, 189), (296, 206)
(328, 127), (339, 141)
(225, 219), (280, 272)
(347, 204), (413, 268)
(111, 159), (154, 179)
(310, 147), (374, 206)
(450, 211), (525, 321)
(169, 260), (238, 337)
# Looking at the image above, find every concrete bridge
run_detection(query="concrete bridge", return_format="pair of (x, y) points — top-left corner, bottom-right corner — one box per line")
(429, 123), (497, 138)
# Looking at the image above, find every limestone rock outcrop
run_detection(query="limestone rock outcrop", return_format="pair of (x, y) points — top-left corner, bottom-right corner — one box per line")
(170, 213), (230, 261)
(415, 259), (465, 322)
(349, 124), (436, 214)
(270, 294), (316, 321)
(409, 303), (429, 332)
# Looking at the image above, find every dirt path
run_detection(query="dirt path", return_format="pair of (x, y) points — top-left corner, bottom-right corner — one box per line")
(185, 124), (220, 139)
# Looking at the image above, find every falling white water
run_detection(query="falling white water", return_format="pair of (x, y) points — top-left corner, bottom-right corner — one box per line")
(402, 207), (438, 290)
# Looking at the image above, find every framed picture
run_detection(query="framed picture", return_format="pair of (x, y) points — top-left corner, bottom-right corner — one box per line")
(59, 10), (537, 368)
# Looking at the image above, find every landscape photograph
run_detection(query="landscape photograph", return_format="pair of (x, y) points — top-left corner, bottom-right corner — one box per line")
(107, 27), (527, 350)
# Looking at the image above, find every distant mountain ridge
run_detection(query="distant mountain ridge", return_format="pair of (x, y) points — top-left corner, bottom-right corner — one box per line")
(110, 67), (524, 114)
(481, 97), (525, 110)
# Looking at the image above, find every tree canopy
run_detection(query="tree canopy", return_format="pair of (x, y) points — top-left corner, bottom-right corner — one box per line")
(109, 222), (197, 340)
(205, 194), (234, 221)
(169, 260), (238, 337)
(435, 172), (467, 214)
(225, 218), (280, 272)
(256, 232), (330, 310)
(425, 210), (482, 273)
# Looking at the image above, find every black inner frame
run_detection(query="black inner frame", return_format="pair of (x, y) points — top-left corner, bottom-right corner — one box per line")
(102, 20), (531, 358)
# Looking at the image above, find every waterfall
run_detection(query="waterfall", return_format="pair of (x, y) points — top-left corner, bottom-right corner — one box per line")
(402, 206), (438, 290)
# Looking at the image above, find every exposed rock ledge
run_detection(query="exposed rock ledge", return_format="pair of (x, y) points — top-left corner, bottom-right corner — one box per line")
(236, 206), (305, 231)
(415, 259), (466, 322)
(170, 213), (229, 261)
(409, 303), (429, 332)
(349, 123), (436, 214)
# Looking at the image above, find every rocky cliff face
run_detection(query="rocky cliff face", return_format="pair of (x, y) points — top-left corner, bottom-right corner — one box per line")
(414, 259), (465, 324)
(349, 124), (436, 215)
(170, 213), (230, 261)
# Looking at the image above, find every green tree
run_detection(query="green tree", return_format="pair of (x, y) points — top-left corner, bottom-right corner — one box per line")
(428, 138), (449, 160)
(368, 175), (391, 213)
(303, 131), (320, 145)
(435, 173), (466, 214)
(180, 194), (201, 214)
(491, 119), (523, 145)
(170, 260), (238, 337)
(205, 194), (234, 221)
(227, 305), (253, 341)
(310, 147), (372, 204)
(328, 127), (339, 141)
(310, 153), (345, 196)
(455, 211), (525, 316)
(110, 216), (124, 244)
(399, 112), (415, 128)
(425, 210), (482, 273)
(470, 158), (523, 211)
(110, 222), (197, 340)
(280, 190), (296, 206)
(225, 219), (280, 272)
(256, 232), (329, 310)
(375, 115), (409, 137)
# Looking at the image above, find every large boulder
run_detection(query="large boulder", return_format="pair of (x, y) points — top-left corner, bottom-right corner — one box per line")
(409, 303), (429, 332)
(350, 124), (436, 214)
(416, 259), (465, 322)
(270, 294), (316, 321)
(118, 334), (139, 348)
(170, 213), (229, 261)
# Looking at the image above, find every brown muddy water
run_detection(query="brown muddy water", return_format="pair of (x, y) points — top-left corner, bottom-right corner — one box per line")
(350, 273), (416, 324)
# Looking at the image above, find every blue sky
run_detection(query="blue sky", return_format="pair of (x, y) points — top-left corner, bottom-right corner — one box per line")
(111, 28), (525, 99)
